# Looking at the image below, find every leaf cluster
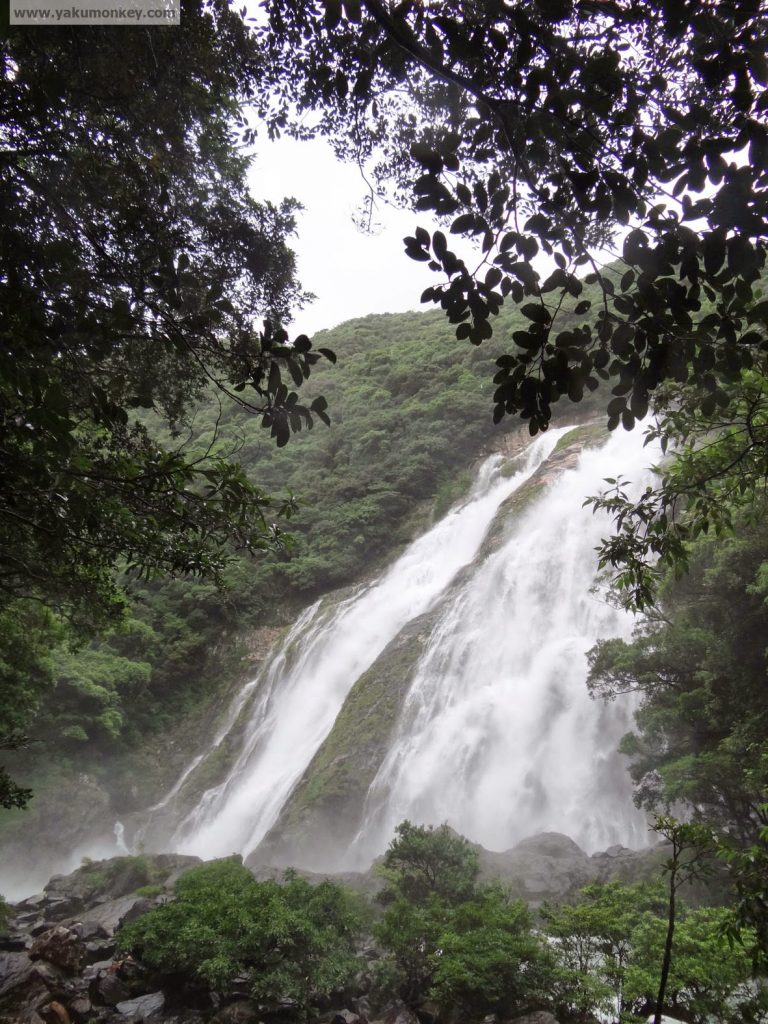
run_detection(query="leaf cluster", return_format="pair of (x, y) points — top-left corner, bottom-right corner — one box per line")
(256, 0), (768, 434)
(543, 880), (765, 1023)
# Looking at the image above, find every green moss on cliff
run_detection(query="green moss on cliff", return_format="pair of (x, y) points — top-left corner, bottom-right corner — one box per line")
(551, 420), (607, 454)
(272, 624), (430, 835)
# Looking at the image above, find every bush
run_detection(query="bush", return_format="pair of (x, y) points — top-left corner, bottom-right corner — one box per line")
(429, 886), (552, 1019)
(374, 822), (552, 1018)
(118, 858), (364, 1017)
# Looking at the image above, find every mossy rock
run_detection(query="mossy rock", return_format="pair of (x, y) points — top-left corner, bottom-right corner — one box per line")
(479, 421), (608, 559)
(256, 615), (435, 867)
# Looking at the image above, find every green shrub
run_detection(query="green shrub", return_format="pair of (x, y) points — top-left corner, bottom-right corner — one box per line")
(429, 887), (552, 1019)
(118, 858), (364, 1017)
(374, 822), (552, 1017)
(135, 884), (164, 898)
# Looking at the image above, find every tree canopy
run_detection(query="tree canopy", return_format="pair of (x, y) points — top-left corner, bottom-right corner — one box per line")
(0, 1), (336, 804)
(256, 0), (768, 602)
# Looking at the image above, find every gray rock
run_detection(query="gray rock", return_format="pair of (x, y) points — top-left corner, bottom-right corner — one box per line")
(350, 997), (370, 1018)
(0, 932), (29, 952)
(331, 1011), (361, 1024)
(90, 970), (132, 1007)
(373, 1003), (420, 1024)
(226, 976), (251, 999)
(29, 926), (85, 973)
(46, 899), (86, 922)
(117, 899), (157, 928)
(210, 1002), (261, 1024)
(0, 951), (35, 998)
(68, 995), (93, 1023)
(84, 939), (117, 964)
(73, 897), (148, 937)
(506, 1014), (560, 1024)
(479, 832), (595, 905)
(73, 921), (109, 942)
(30, 959), (69, 993)
(114, 990), (165, 1019)
(83, 960), (115, 982)
(16, 894), (48, 912)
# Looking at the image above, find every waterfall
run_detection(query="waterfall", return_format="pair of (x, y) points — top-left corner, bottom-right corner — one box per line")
(348, 426), (656, 863)
(170, 426), (571, 860)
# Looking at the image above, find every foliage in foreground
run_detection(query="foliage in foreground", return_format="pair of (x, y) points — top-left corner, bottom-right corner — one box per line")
(117, 858), (364, 1014)
(589, 515), (768, 966)
(1, 0), (341, 805)
(116, 825), (767, 1024)
(543, 882), (766, 1024)
(258, 0), (768, 605)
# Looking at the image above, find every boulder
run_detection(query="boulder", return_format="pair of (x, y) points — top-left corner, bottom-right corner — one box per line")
(74, 896), (154, 937)
(114, 990), (165, 1019)
(506, 1014), (560, 1024)
(40, 1000), (71, 1024)
(90, 969), (132, 1008)
(0, 931), (30, 952)
(480, 833), (596, 904)
(16, 894), (49, 913)
(72, 921), (109, 942)
(0, 951), (35, 999)
(0, 952), (61, 1022)
(118, 899), (157, 928)
(30, 960), (71, 995)
(332, 1011), (363, 1024)
(30, 927), (85, 973)
(373, 1003), (421, 1024)
(84, 939), (117, 964)
(67, 995), (93, 1023)
(210, 1002), (262, 1024)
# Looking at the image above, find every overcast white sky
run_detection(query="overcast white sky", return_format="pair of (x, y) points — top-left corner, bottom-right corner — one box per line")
(248, 136), (441, 337)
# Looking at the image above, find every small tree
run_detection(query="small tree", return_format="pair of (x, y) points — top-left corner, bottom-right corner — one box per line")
(378, 820), (480, 907)
(625, 905), (766, 1024)
(542, 881), (664, 1021)
(375, 822), (551, 1017)
(649, 816), (715, 1024)
(429, 885), (551, 1020)
(374, 821), (480, 1004)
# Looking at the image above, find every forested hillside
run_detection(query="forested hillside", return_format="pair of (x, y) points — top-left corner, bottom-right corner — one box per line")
(0, 302), (559, 816)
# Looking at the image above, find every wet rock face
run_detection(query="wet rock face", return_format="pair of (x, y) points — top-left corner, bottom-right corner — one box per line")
(0, 853), (384, 1024)
(30, 927), (85, 973)
(0, 855), (204, 1024)
(479, 832), (595, 905)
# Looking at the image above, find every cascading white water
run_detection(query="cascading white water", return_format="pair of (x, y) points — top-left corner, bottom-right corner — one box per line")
(172, 426), (571, 860)
(348, 426), (657, 863)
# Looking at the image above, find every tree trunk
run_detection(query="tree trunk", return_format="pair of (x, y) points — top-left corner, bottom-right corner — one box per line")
(654, 865), (677, 1024)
